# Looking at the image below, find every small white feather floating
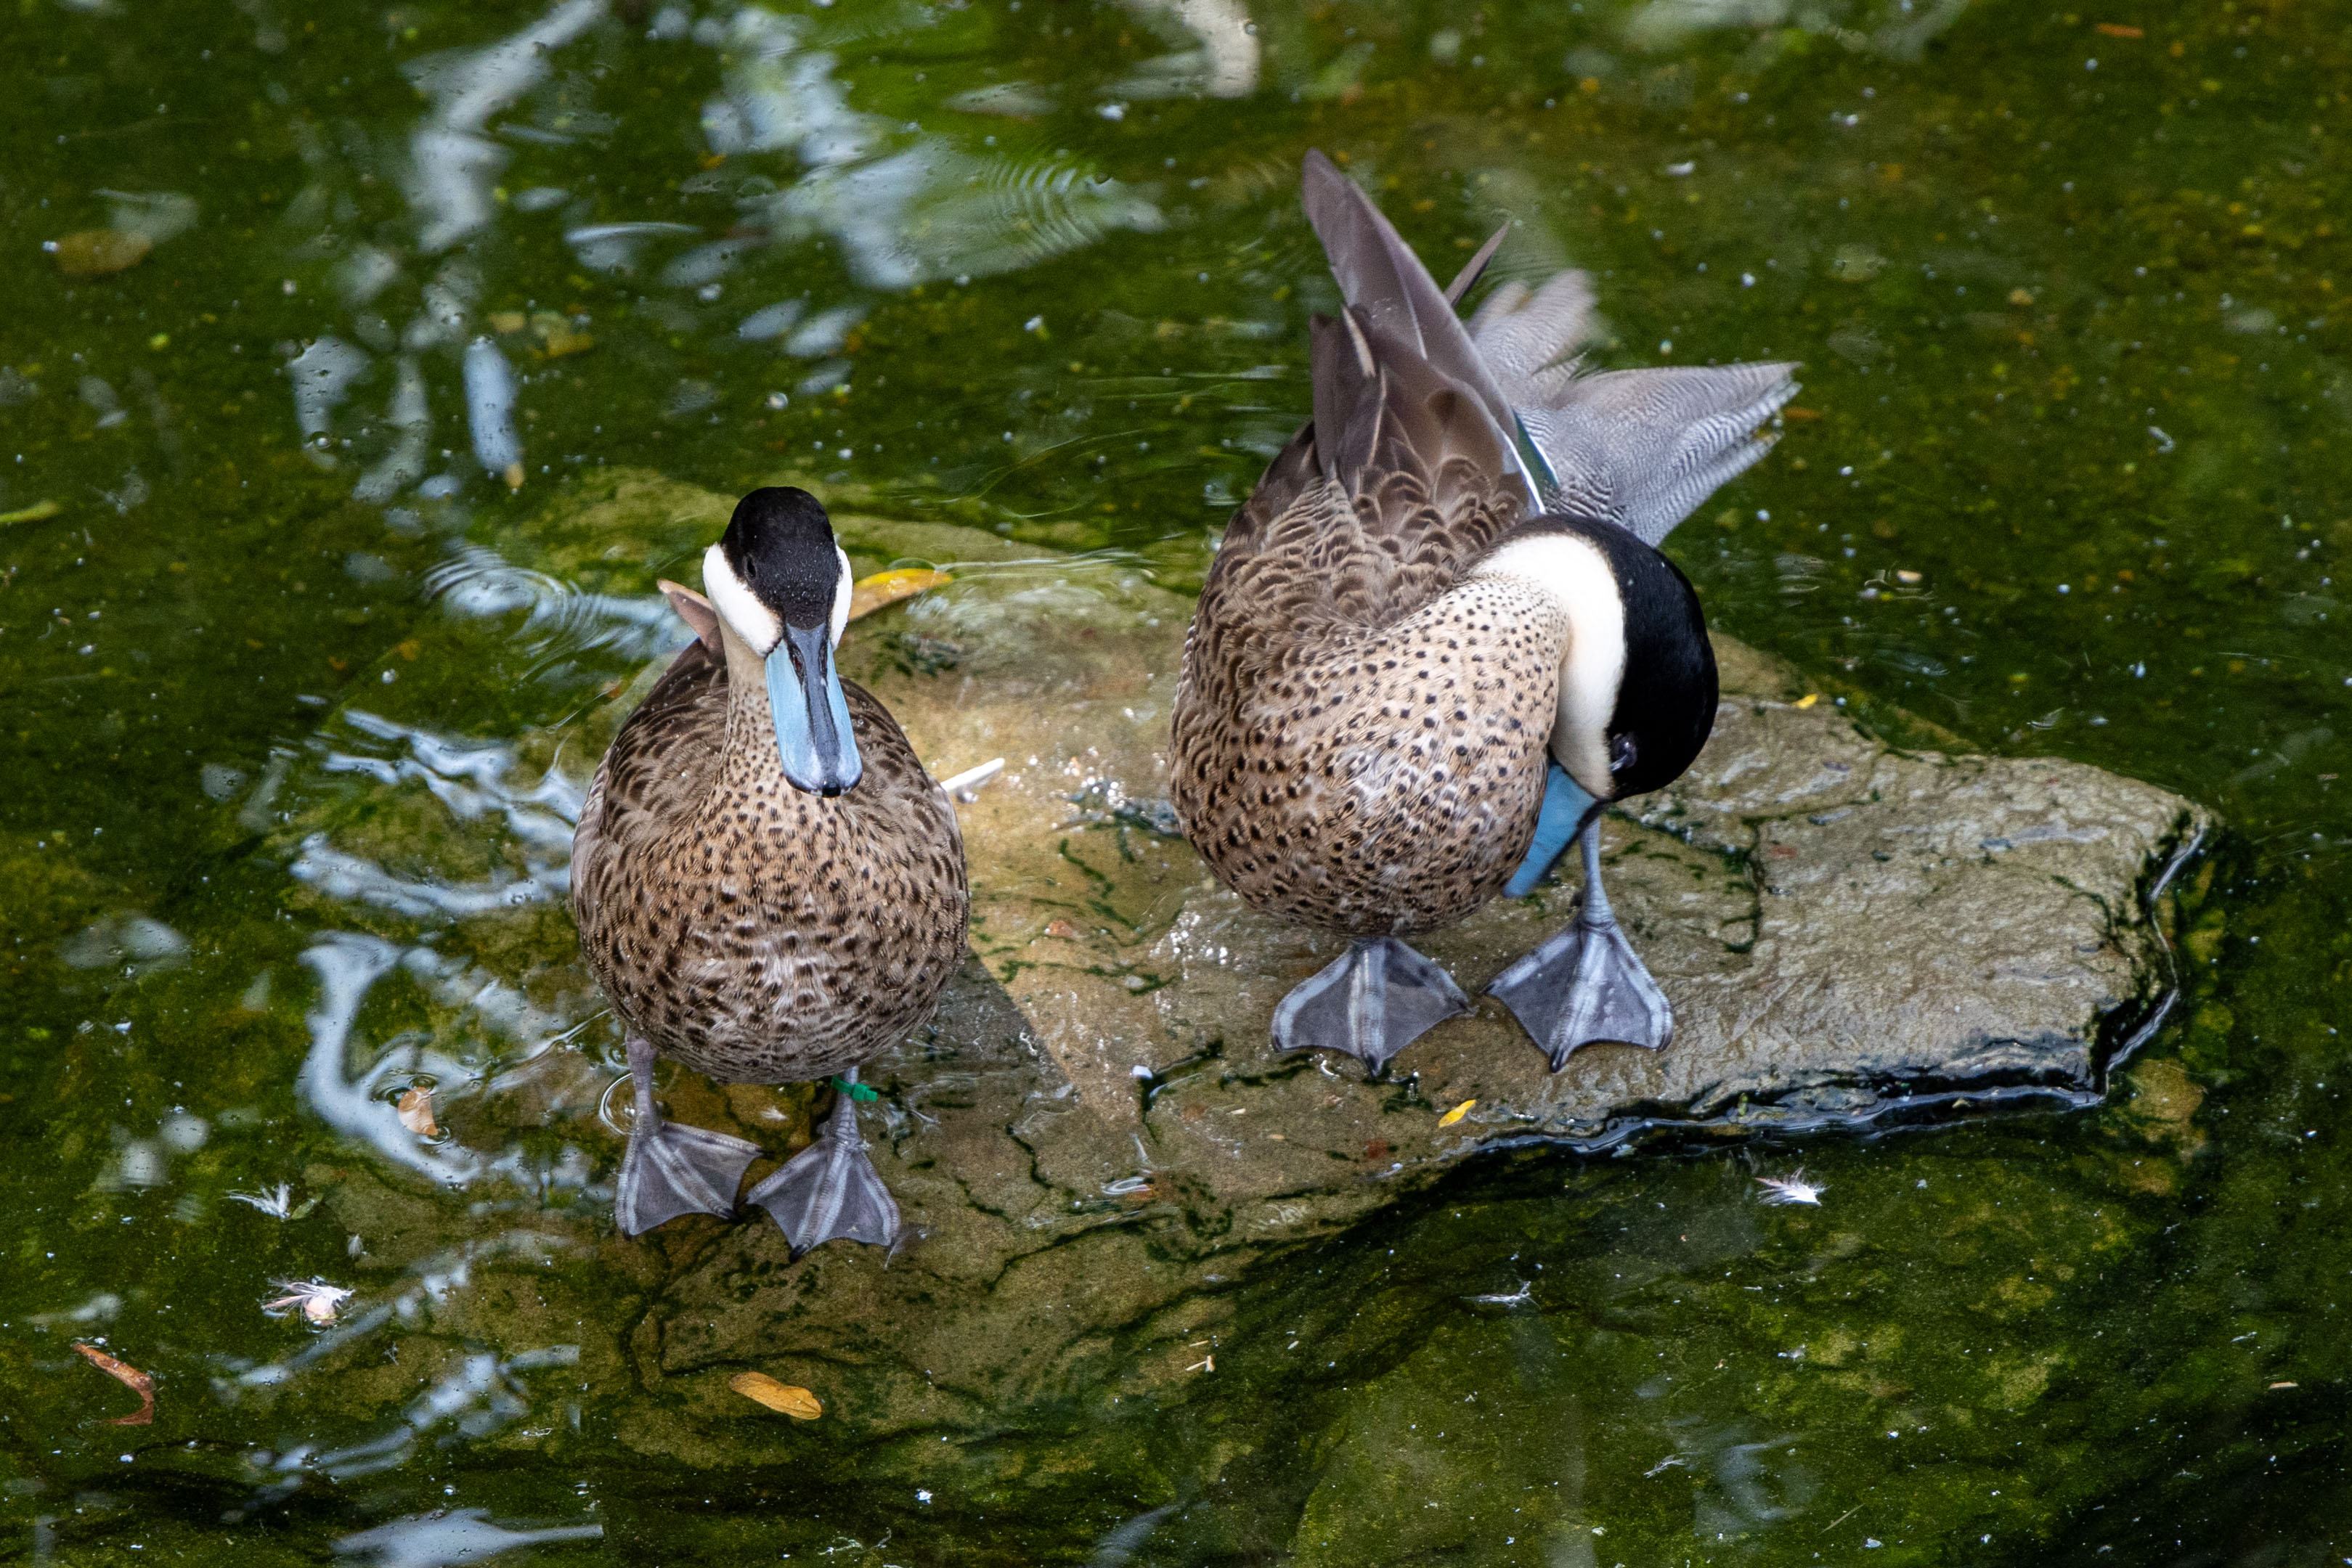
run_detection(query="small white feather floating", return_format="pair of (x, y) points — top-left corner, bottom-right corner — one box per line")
(462, 335), (523, 489)
(1754, 1168), (1826, 1206)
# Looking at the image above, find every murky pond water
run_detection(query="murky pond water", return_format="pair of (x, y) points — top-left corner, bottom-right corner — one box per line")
(7, 0), (2352, 1561)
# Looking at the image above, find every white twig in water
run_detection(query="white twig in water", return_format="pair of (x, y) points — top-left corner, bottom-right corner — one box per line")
(937, 757), (1005, 801)
(1468, 1281), (1534, 1305)
(1754, 1168), (1826, 1206)
(1643, 1455), (1687, 1477)
(261, 1278), (354, 1326)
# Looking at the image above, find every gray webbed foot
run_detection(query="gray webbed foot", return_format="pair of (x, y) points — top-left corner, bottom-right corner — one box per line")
(1272, 936), (1470, 1075)
(616, 1037), (761, 1236)
(747, 1069), (900, 1257)
(1486, 821), (1673, 1069)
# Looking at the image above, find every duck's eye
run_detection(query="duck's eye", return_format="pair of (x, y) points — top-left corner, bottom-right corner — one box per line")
(1609, 733), (1637, 774)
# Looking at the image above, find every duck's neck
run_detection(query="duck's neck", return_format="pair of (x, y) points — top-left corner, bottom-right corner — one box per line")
(1465, 533), (1622, 799)
(716, 624), (792, 793)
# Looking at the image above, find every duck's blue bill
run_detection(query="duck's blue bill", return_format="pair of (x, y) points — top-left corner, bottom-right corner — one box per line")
(1503, 761), (1598, 897)
(765, 622), (862, 795)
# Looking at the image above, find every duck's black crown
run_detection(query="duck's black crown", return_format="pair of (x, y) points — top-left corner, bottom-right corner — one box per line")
(722, 487), (839, 629)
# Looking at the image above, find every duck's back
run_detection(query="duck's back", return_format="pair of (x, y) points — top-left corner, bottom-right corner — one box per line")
(573, 640), (969, 1084)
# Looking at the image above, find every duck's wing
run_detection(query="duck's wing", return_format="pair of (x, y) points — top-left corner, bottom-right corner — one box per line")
(1196, 302), (1526, 675)
(572, 638), (728, 931)
(838, 679), (966, 871)
(1464, 276), (1798, 549)
(1305, 149), (1796, 548)
(1214, 219), (1508, 564)
(1301, 151), (1537, 508)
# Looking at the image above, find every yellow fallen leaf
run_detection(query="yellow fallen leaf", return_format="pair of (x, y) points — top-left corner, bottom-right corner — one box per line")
(531, 311), (595, 358)
(1439, 1098), (1476, 1127)
(847, 568), (951, 621)
(1794, 693), (1820, 709)
(398, 1086), (439, 1137)
(487, 311), (527, 335)
(0, 499), (62, 526)
(502, 462), (525, 491)
(730, 1371), (823, 1419)
(53, 229), (152, 279)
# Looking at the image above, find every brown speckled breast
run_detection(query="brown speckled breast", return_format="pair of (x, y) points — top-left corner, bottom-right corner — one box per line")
(572, 639), (969, 1085)
(1171, 475), (1568, 939)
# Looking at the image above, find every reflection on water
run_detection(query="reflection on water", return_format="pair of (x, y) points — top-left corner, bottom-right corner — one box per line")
(8, 0), (2352, 1559)
(335, 1508), (602, 1568)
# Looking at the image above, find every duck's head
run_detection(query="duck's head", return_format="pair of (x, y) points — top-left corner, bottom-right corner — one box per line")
(1472, 514), (1718, 807)
(701, 486), (861, 796)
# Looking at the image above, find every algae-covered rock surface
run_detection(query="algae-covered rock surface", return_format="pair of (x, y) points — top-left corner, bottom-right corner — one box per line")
(222, 470), (2205, 1474)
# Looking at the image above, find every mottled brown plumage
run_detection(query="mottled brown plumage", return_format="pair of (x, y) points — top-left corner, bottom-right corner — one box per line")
(1176, 154), (1793, 1073)
(1171, 314), (1566, 939)
(573, 629), (969, 1085)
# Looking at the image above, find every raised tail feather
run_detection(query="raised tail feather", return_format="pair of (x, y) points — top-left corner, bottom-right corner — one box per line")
(1301, 151), (1797, 547)
(1301, 151), (1536, 505)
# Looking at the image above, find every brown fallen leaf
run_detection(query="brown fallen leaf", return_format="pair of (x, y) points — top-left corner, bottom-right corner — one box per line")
(53, 230), (153, 279)
(847, 568), (951, 622)
(730, 1371), (822, 1419)
(73, 1343), (155, 1426)
(397, 1086), (439, 1137)
(1439, 1098), (1476, 1127)
(2095, 21), (2144, 36)
(1042, 918), (1079, 939)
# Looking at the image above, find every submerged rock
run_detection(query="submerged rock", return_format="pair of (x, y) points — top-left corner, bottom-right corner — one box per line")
(240, 469), (2204, 1486)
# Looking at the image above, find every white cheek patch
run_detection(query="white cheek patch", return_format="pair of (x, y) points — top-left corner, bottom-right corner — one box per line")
(828, 546), (852, 648)
(701, 543), (783, 657)
(1470, 533), (1626, 799)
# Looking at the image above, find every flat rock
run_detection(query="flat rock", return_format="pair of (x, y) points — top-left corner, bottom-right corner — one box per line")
(245, 469), (2206, 1474)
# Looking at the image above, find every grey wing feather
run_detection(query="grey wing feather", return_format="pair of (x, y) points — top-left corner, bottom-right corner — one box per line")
(1301, 152), (1534, 502)
(1444, 224), (1510, 305)
(1515, 363), (1798, 547)
(1460, 269), (1795, 545)
(1465, 273), (1601, 391)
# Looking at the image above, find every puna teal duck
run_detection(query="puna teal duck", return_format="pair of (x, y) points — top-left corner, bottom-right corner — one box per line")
(1170, 152), (1796, 1074)
(571, 486), (969, 1252)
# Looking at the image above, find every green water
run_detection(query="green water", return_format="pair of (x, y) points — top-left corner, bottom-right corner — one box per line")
(4, 0), (2351, 1559)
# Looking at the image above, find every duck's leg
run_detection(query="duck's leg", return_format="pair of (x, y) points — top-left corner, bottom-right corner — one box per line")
(1487, 819), (1673, 1069)
(1272, 937), (1470, 1076)
(615, 1037), (762, 1236)
(747, 1068), (900, 1257)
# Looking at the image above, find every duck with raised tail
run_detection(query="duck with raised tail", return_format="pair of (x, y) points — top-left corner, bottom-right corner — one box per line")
(571, 486), (969, 1252)
(1170, 152), (1796, 1074)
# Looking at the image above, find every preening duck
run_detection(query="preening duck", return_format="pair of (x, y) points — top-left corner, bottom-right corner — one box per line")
(1170, 152), (1796, 1073)
(571, 486), (969, 1252)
